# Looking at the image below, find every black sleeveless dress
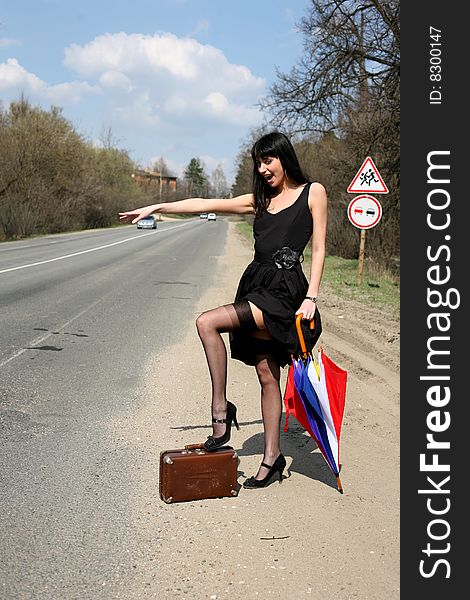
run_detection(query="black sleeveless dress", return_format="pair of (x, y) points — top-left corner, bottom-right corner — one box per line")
(230, 183), (322, 367)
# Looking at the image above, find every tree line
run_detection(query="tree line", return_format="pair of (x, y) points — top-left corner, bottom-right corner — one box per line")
(0, 99), (230, 240)
(0, 98), (149, 239)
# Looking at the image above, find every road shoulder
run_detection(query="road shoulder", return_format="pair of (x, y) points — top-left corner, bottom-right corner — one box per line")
(111, 220), (400, 599)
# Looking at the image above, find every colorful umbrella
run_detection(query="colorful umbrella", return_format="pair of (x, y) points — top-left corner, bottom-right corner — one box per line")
(283, 315), (348, 493)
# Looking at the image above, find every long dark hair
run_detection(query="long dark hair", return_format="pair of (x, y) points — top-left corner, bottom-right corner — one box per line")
(251, 131), (310, 217)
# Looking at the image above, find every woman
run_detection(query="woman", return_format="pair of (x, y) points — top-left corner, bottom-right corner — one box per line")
(119, 132), (327, 488)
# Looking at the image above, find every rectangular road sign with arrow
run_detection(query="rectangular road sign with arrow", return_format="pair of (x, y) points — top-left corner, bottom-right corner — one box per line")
(347, 157), (389, 194)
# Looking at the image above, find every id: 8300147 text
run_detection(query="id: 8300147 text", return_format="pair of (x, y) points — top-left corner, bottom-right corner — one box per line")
(429, 26), (443, 105)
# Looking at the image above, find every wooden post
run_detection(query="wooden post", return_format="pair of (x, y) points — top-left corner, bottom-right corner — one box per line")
(358, 229), (366, 286)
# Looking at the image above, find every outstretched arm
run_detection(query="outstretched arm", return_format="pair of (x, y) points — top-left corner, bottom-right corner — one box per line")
(296, 182), (328, 320)
(119, 194), (255, 224)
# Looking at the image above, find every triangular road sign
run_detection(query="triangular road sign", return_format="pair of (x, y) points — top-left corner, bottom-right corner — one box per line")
(347, 156), (389, 194)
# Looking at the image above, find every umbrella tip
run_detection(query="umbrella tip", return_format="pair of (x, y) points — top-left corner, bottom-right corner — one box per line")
(336, 476), (344, 494)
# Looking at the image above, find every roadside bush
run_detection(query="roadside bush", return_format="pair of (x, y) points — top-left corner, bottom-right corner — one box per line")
(0, 97), (147, 239)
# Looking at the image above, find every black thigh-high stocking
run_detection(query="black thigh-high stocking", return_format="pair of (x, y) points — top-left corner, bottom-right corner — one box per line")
(254, 353), (282, 480)
(195, 300), (257, 437)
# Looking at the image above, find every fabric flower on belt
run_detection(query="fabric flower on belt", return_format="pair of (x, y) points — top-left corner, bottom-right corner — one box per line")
(272, 247), (301, 270)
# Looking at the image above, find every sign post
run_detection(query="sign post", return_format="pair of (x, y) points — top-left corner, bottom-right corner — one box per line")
(347, 194), (383, 286)
(347, 157), (388, 286)
(357, 230), (366, 286)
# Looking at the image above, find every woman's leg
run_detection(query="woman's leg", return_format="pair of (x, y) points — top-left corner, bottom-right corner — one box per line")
(195, 302), (257, 437)
(253, 355), (282, 480)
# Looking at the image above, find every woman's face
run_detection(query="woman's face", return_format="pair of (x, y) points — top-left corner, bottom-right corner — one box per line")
(256, 156), (285, 187)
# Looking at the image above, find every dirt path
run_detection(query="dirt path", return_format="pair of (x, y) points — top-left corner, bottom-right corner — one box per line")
(110, 221), (400, 599)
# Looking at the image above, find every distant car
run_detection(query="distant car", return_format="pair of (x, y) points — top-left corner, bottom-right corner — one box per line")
(136, 216), (157, 229)
(207, 213), (217, 221)
(200, 213), (208, 219)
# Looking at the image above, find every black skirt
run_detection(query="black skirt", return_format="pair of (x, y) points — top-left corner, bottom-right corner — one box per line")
(229, 260), (322, 367)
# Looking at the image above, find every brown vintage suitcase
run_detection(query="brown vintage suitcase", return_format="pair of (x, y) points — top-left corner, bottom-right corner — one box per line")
(159, 443), (239, 503)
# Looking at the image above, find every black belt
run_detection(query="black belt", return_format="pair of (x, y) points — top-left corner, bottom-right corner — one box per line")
(254, 247), (303, 270)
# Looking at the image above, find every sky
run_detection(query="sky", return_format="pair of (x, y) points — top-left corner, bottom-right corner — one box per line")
(0, 0), (311, 184)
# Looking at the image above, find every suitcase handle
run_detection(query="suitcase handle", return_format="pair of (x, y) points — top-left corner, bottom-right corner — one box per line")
(184, 443), (205, 451)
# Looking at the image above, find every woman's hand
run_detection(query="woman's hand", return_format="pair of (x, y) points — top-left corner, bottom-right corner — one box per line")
(295, 298), (317, 320)
(118, 205), (156, 224)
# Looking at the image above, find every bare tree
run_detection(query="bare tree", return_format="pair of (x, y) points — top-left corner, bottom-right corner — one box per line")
(149, 156), (174, 177)
(99, 125), (121, 150)
(261, 0), (399, 134)
(210, 164), (229, 198)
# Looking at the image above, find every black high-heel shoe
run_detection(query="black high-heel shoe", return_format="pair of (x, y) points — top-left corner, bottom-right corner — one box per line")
(203, 400), (240, 451)
(243, 454), (286, 489)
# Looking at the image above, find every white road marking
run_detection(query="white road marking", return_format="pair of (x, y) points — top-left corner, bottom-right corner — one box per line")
(0, 296), (108, 369)
(0, 240), (58, 251)
(0, 221), (198, 368)
(0, 222), (192, 274)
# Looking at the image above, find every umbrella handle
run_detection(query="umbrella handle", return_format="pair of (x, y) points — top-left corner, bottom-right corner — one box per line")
(295, 313), (315, 357)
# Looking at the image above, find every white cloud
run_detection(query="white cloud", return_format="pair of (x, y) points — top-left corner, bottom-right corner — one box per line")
(0, 58), (43, 92)
(63, 32), (265, 126)
(113, 91), (160, 127)
(0, 38), (21, 48)
(187, 18), (210, 38)
(202, 91), (259, 126)
(47, 80), (100, 104)
(65, 32), (201, 79)
(0, 31), (264, 176)
(205, 91), (227, 111)
(98, 70), (133, 92)
(1, 32), (264, 129)
(0, 58), (99, 105)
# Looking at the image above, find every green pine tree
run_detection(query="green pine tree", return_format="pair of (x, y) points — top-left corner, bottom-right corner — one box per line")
(183, 158), (208, 197)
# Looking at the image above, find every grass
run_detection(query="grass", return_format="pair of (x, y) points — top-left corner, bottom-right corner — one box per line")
(235, 220), (399, 312)
(160, 213), (195, 219)
(235, 220), (253, 239)
(320, 255), (399, 311)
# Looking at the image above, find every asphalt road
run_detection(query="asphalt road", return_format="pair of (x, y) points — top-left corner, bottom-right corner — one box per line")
(0, 218), (228, 599)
